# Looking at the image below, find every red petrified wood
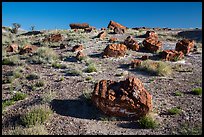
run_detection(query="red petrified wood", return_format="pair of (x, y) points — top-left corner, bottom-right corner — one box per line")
(103, 44), (127, 58)
(124, 36), (140, 51)
(161, 50), (184, 61)
(91, 76), (153, 119)
(175, 39), (195, 55)
(72, 45), (83, 52)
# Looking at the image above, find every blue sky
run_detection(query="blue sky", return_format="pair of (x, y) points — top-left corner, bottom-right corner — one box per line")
(2, 2), (202, 30)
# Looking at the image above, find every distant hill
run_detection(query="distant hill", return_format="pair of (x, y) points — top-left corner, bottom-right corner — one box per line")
(177, 29), (202, 43)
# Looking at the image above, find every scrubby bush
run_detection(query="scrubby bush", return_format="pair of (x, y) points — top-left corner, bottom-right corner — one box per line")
(85, 63), (97, 73)
(2, 55), (21, 65)
(12, 92), (27, 101)
(26, 73), (40, 80)
(20, 105), (52, 127)
(138, 114), (159, 129)
(191, 87), (202, 95)
(168, 107), (182, 115)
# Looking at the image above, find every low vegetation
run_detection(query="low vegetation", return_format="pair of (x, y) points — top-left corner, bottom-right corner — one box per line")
(168, 107), (182, 115)
(191, 87), (202, 95)
(138, 114), (159, 129)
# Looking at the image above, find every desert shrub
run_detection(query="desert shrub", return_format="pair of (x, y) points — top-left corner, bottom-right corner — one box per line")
(85, 76), (92, 81)
(137, 60), (172, 76)
(35, 80), (45, 87)
(12, 92), (27, 101)
(82, 89), (92, 100)
(51, 62), (67, 69)
(20, 105), (52, 127)
(177, 122), (202, 135)
(174, 91), (183, 96)
(168, 107), (182, 115)
(2, 55), (21, 65)
(12, 68), (23, 78)
(138, 114), (159, 129)
(2, 100), (15, 109)
(191, 87), (202, 95)
(3, 125), (49, 135)
(29, 47), (59, 64)
(65, 69), (82, 76)
(41, 90), (56, 104)
(26, 73), (40, 80)
(85, 63), (97, 73)
(2, 76), (15, 84)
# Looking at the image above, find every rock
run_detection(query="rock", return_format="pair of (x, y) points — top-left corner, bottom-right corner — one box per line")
(131, 59), (142, 68)
(44, 34), (63, 42)
(142, 37), (163, 52)
(60, 43), (67, 49)
(109, 37), (118, 43)
(107, 20), (127, 30)
(141, 55), (150, 60)
(160, 50), (184, 61)
(175, 39), (195, 55)
(91, 76), (153, 119)
(6, 43), (18, 52)
(84, 27), (92, 33)
(72, 45), (83, 52)
(145, 31), (158, 39)
(113, 27), (125, 34)
(69, 23), (90, 29)
(123, 36), (140, 51)
(97, 31), (107, 40)
(103, 44), (127, 58)
(19, 45), (38, 55)
(76, 51), (85, 60)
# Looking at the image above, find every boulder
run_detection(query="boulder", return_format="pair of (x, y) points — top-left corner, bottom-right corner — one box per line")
(44, 34), (63, 42)
(160, 50), (184, 61)
(124, 36), (140, 51)
(97, 31), (107, 40)
(76, 51), (85, 60)
(69, 23), (90, 29)
(145, 31), (158, 39)
(91, 76), (153, 119)
(131, 59), (142, 68)
(142, 37), (162, 52)
(107, 20), (127, 30)
(141, 55), (150, 60)
(175, 39), (195, 55)
(113, 27), (125, 34)
(72, 44), (83, 52)
(6, 43), (18, 52)
(84, 27), (92, 33)
(19, 45), (38, 55)
(103, 44), (127, 58)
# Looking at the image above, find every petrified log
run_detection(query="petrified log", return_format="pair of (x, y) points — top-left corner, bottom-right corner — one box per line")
(161, 50), (184, 61)
(107, 20), (127, 30)
(124, 36), (140, 51)
(113, 27), (125, 34)
(142, 37), (162, 52)
(97, 31), (107, 40)
(69, 23), (90, 29)
(6, 43), (18, 52)
(19, 45), (38, 55)
(103, 44), (127, 58)
(91, 76), (153, 119)
(72, 45), (83, 52)
(131, 59), (142, 68)
(175, 39), (195, 55)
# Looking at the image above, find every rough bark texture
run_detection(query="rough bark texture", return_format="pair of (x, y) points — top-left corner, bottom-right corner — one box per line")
(19, 45), (38, 55)
(72, 45), (83, 52)
(107, 20), (127, 30)
(124, 36), (140, 51)
(103, 44), (127, 58)
(91, 76), (153, 119)
(69, 23), (90, 29)
(142, 37), (163, 52)
(175, 39), (195, 55)
(6, 43), (18, 52)
(161, 50), (184, 61)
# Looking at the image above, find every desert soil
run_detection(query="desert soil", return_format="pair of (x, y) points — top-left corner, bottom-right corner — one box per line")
(2, 28), (202, 135)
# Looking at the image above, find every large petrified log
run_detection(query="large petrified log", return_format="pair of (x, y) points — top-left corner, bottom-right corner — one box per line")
(19, 45), (38, 55)
(43, 34), (63, 42)
(97, 31), (107, 40)
(91, 76), (153, 119)
(145, 31), (158, 39)
(175, 39), (195, 55)
(107, 20), (127, 30)
(69, 23), (90, 29)
(103, 44), (127, 58)
(161, 50), (184, 61)
(123, 36), (140, 51)
(142, 37), (162, 52)
(72, 44), (83, 52)
(6, 43), (18, 52)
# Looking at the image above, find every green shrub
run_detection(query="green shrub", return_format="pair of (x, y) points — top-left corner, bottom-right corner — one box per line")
(2, 100), (15, 109)
(85, 76), (92, 81)
(26, 73), (40, 80)
(174, 91), (183, 96)
(85, 63), (97, 73)
(137, 60), (172, 76)
(82, 90), (92, 100)
(2, 76), (14, 84)
(35, 80), (45, 87)
(20, 105), (52, 127)
(41, 91), (56, 104)
(168, 107), (182, 115)
(192, 87), (202, 95)
(51, 62), (67, 69)
(138, 115), (159, 129)
(66, 69), (82, 76)
(2, 55), (21, 65)
(12, 92), (27, 101)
